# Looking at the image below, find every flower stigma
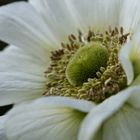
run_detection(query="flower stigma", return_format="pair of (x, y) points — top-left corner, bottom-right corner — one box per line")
(45, 27), (130, 103)
(66, 42), (109, 86)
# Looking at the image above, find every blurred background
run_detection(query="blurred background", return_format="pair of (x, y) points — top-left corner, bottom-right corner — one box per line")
(0, 0), (27, 115)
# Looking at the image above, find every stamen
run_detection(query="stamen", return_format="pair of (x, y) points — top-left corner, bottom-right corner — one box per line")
(44, 27), (130, 103)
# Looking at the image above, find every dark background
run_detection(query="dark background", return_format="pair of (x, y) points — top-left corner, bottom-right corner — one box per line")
(0, 0), (27, 115)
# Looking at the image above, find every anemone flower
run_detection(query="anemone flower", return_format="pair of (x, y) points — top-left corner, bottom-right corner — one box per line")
(0, 0), (140, 140)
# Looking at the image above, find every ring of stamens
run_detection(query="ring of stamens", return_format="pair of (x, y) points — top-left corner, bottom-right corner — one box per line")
(44, 27), (129, 103)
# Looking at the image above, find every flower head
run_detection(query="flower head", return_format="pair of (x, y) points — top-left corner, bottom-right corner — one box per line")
(0, 0), (140, 140)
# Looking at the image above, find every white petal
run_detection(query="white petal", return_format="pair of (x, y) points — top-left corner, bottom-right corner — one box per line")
(78, 86), (139, 140)
(102, 104), (140, 140)
(128, 85), (140, 108)
(0, 2), (58, 63)
(0, 116), (8, 140)
(29, 0), (77, 43)
(119, 42), (134, 85)
(119, 27), (140, 83)
(131, 74), (140, 86)
(0, 45), (49, 74)
(120, 0), (140, 33)
(5, 97), (95, 140)
(129, 28), (140, 77)
(0, 46), (47, 106)
(65, 0), (122, 32)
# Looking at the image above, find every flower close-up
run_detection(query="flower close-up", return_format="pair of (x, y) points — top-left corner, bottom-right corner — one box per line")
(0, 0), (140, 140)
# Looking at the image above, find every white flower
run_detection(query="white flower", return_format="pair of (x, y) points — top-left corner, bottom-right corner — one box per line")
(0, 116), (7, 140)
(0, 0), (140, 140)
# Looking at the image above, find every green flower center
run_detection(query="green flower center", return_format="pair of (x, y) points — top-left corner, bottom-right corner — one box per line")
(66, 42), (109, 86)
(44, 27), (130, 103)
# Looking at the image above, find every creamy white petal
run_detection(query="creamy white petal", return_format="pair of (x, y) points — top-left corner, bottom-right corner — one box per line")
(0, 45), (49, 74)
(78, 86), (140, 140)
(29, 0), (77, 43)
(0, 116), (8, 140)
(65, 0), (122, 32)
(128, 84), (140, 108)
(102, 104), (140, 140)
(0, 46), (47, 106)
(120, 0), (140, 33)
(0, 2), (58, 63)
(129, 28), (140, 77)
(119, 42), (134, 85)
(131, 75), (140, 86)
(5, 97), (95, 140)
(119, 27), (140, 83)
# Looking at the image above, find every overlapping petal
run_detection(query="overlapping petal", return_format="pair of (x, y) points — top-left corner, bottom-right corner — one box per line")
(0, 116), (8, 140)
(0, 2), (58, 63)
(78, 86), (140, 140)
(100, 104), (140, 140)
(119, 42), (134, 85)
(5, 97), (95, 140)
(0, 46), (47, 106)
(65, 0), (122, 32)
(29, 0), (78, 43)
(119, 27), (140, 85)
